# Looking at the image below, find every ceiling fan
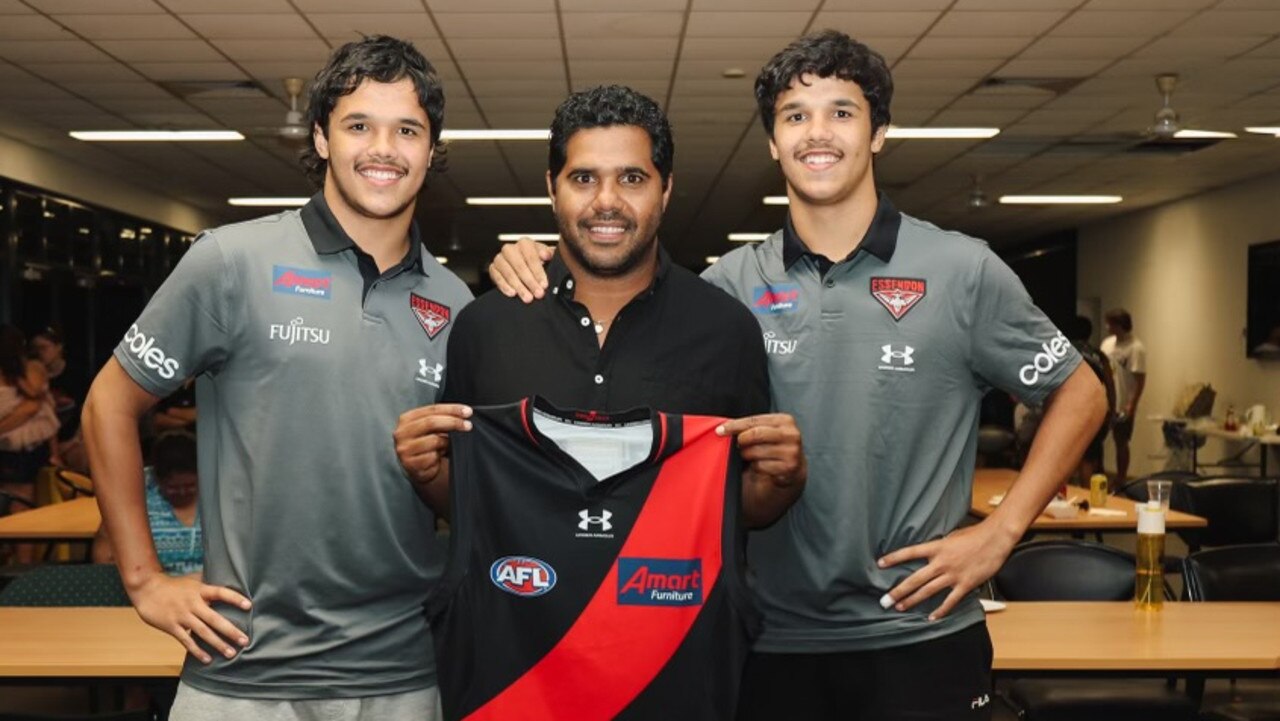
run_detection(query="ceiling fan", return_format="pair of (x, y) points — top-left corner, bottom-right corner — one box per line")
(242, 78), (310, 146)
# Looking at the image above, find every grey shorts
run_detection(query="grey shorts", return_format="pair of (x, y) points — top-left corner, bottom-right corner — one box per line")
(170, 682), (440, 721)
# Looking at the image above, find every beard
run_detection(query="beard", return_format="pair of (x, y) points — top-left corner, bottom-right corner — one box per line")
(556, 210), (660, 278)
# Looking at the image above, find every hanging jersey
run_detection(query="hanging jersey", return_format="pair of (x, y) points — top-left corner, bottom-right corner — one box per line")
(430, 397), (757, 721)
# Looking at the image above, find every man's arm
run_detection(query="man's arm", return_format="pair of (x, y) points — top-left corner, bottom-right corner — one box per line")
(83, 359), (250, 664)
(0, 397), (40, 434)
(392, 404), (472, 519)
(717, 414), (806, 528)
(878, 363), (1105, 619)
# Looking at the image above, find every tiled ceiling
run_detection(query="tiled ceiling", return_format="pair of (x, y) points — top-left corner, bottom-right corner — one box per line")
(1, 0), (1279, 273)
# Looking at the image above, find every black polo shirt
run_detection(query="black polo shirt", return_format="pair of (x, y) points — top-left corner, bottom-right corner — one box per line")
(443, 247), (769, 418)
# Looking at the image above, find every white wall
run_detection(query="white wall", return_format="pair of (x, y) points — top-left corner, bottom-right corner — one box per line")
(0, 133), (220, 234)
(1078, 169), (1280, 478)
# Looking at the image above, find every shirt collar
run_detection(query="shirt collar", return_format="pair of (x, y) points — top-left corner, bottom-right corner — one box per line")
(547, 244), (673, 300)
(299, 191), (427, 275)
(782, 191), (902, 270)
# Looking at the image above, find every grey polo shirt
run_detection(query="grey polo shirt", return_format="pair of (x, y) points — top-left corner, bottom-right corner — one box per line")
(114, 194), (472, 697)
(702, 194), (1079, 653)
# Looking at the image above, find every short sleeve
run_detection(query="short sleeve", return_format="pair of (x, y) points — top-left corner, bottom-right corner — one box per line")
(1130, 343), (1147, 374)
(113, 232), (233, 398)
(969, 250), (1080, 406)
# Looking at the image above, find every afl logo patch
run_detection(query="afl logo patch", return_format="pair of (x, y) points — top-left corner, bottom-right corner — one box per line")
(410, 293), (451, 339)
(490, 556), (557, 597)
(870, 277), (926, 321)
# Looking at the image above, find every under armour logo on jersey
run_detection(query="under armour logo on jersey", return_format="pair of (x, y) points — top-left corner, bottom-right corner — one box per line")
(971, 694), (990, 710)
(881, 345), (914, 365)
(416, 359), (444, 388)
(578, 509), (613, 532)
(878, 345), (917, 374)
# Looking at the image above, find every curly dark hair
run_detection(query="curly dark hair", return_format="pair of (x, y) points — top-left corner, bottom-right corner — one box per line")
(754, 30), (893, 138)
(1104, 308), (1133, 333)
(548, 85), (674, 190)
(300, 35), (446, 187)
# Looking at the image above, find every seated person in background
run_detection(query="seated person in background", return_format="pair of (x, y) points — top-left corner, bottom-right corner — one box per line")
(94, 431), (201, 577)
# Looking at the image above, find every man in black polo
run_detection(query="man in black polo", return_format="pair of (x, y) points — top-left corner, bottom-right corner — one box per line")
(395, 85), (805, 530)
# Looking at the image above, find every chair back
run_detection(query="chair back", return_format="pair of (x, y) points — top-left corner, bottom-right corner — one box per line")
(1178, 477), (1279, 549)
(994, 540), (1139, 601)
(1182, 543), (1280, 602)
(0, 563), (130, 606)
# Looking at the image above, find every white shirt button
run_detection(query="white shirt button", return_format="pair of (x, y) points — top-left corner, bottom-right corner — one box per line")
(566, 279), (574, 290)
(594, 374), (604, 385)
(580, 317), (591, 327)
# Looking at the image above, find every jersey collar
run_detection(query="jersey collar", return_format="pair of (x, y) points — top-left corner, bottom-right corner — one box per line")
(782, 191), (902, 270)
(300, 192), (427, 275)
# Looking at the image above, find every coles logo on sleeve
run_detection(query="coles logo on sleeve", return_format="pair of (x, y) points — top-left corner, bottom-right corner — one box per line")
(617, 558), (703, 606)
(751, 284), (800, 315)
(410, 293), (451, 340)
(122, 324), (180, 380)
(490, 556), (557, 597)
(1019, 330), (1072, 386)
(870, 277), (926, 321)
(272, 266), (332, 300)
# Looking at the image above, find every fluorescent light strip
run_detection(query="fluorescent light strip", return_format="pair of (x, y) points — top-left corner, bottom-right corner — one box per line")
(885, 127), (1000, 139)
(763, 196), (789, 205)
(499, 233), (560, 242)
(1245, 127), (1280, 137)
(466, 197), (552, 206)
(705, 256), (721, 264)
(999, 195), (1123, 205)
(71, 130), (244, 141)
(729, 232), (772, 242)
(228, 197), (309, 207)
(436, 256), (449, 265)
(1173, 129), (1237, 139)
(442, 129), (549, 141)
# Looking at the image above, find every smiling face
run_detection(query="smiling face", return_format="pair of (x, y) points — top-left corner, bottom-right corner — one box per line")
(547, 125), (671, 279)
(313, 77), (433, 223)
(768, 73), (886, 209)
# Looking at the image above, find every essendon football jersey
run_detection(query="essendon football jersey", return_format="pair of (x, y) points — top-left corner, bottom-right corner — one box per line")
(429, 396), (758, 721)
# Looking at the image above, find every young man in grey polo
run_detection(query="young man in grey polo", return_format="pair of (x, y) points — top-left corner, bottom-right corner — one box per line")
(82, 37), (470, 721)
(488, 29), (1106, 721)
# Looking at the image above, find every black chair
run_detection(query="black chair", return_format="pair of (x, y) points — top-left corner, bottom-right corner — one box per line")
(994, 540), (1196, 721)
(1183, 544), (1280, 720)
(1177, 477), (1279, 551)
(0, 488), (36, 516)
(0, 563), (130, 606)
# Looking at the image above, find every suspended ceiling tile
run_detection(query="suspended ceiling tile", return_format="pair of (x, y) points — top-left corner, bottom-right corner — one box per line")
(96, 39), (222, 62)
(908, 36), (1034, 60)
(293, 0), (421, 10)
(685, 12), (811, 37)
(1020, 35), (1148, 59)
(426, 0), (555, 10)
(810, 11), (940, 36)
(433, 12), (559, 38)
(21, 60), (140, 81)
(565, 37), (679, 61)
(134, 61), (249, 82)
(28, 0), (161, 12)
(306, 13), (438, 40)
(1052, 10), (1196, 37)
(0, 15), (77, 40)
(932, 11), (1067, 37)
(449, 38), (563, 61)
(211, 39), (331, 62)
(560, 12), (685, 37)
(163, 0), (293, 11)
(52, 13), (195, 40)
(0, 39), (113, 62)
(180, 13), (317, 40)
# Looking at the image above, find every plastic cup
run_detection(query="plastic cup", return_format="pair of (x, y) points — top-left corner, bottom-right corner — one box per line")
(1146, 479), (1172, 512)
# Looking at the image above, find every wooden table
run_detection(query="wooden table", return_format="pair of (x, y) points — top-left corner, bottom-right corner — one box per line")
(0, 497), (100, 542)
(0, 607), (182, 680)
(971, 469), (1208, 532)
(2, 603), (1277, 681)
(988, 601), (1280, 674)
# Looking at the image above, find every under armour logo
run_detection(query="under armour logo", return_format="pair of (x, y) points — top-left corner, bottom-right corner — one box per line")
(578, 509), (612, 532)
(418, 359), (444, 383)
(970, 694), (990, 710)
(881, 344), (914, 365)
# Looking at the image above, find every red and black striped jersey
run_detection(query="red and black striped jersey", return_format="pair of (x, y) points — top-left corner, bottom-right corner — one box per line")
(429, 396), (758, 721)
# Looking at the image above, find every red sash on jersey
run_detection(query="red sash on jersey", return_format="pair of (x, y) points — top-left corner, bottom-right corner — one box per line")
(463, 415), (729, 721)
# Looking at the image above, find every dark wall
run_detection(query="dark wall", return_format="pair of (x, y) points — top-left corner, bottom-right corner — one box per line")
(999, 229), (1078, 331)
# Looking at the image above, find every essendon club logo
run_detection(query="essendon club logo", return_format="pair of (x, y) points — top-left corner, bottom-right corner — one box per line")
(410, 293), (450, 339)
(870, 277), (926, 321)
